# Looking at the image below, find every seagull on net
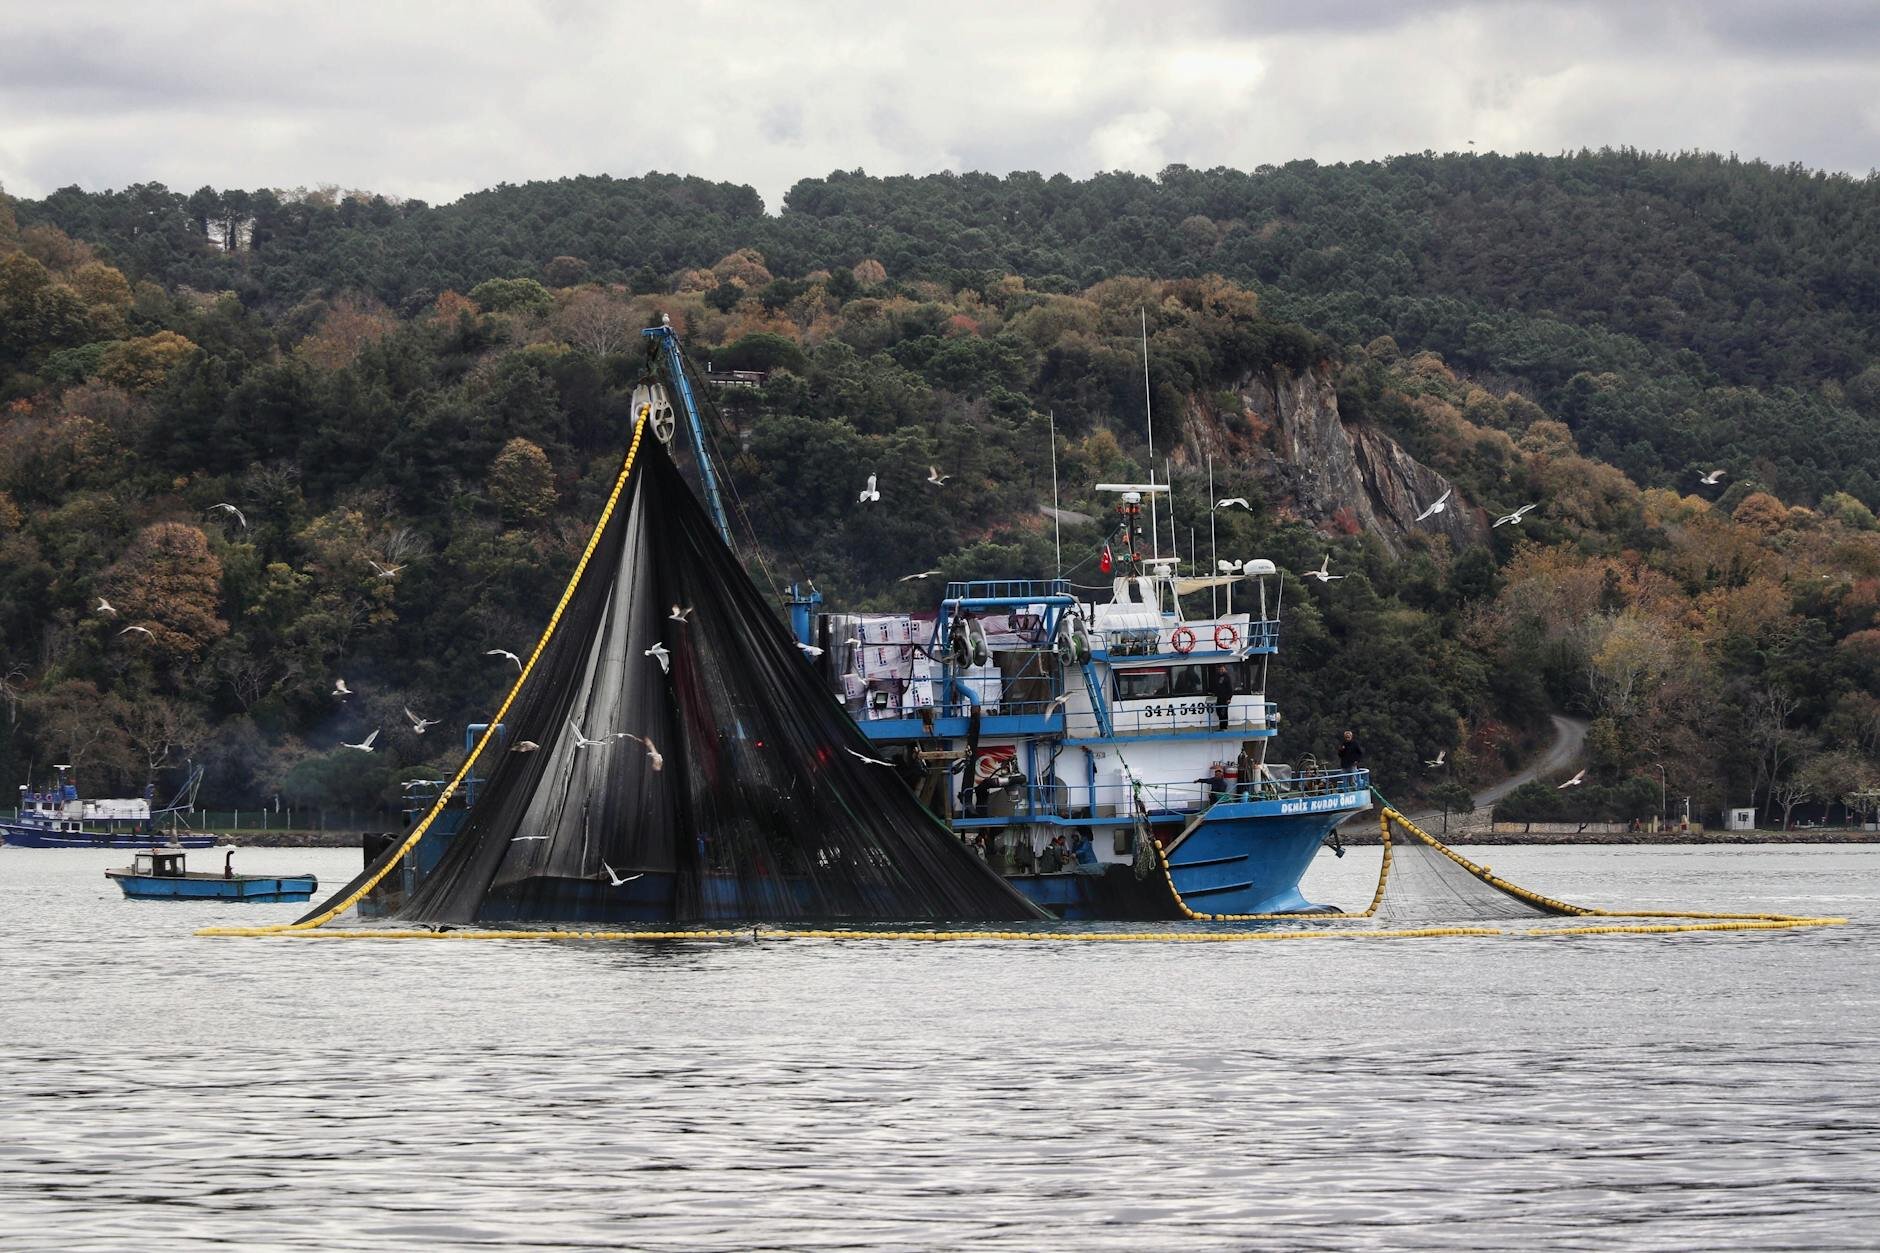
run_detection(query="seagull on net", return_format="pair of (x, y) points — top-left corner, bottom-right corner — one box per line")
(847, 747), (894, 767)
(857, 474), (880, 504)
(368, 560), (404, 580)
(404, 706), (438, 734)
(645, 642), (671, 673)
(601, 862), (644, 887)
(669, 604), (694, 624)
(796, 641), (825, 658)
(341, 729), (379, 752)
(1303, 555), (1345, 583)
(1493, 503), (1538, 528)
(1557, 769), (1586, 789)
(1414, 488), (1453, 523)
(899, 569), (943, 582)
(332, 678), (352, 699)
(486, 648), (522, 671)
(621, 733), (665, 771)
(95, 597), (116, 616)
(118, 624), (153, 638)
(1216, 497), (1251, 511)
(1698, 469), (1727, 486)
(511, 740), (541, 753)
(1425, 749), (1446, 769)
(209, 502), (248, 528)
(926, 466), (950, 486)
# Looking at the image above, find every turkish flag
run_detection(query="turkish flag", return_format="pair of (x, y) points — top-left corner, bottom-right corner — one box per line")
(1099, 543), (1113, 574)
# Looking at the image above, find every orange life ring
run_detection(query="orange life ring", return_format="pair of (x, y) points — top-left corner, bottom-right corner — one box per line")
(1170, 626), (1197, 654)
(1214, 624), (1239, 651)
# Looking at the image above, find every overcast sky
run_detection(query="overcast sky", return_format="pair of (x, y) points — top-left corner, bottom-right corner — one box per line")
(3, 0), (1877, 211)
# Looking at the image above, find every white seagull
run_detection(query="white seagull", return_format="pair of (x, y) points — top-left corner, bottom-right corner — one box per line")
(118, 624), (153, 638)
(621, 734), (665, 771)
(899, 569), (943, 583)
(1216, 497), (1251, 511)
(847, 747), (893, 767)
(341, 729), (379, 752)
(568, 718), (613, 750)
(1698, 469), (1727, 485)
(1493, 503), (1538, 528)
(332, 678), (352, 699)
(1043, 692), (1072, 718)
(486, 648), (522, 671)
(210, 502), (248, 528)
(796, 641), (825, 657)
(1425, 749), (1446, 769)
(511, 835), (550, 842)
(511, 740), (540, 753)
(602, 862), (644, 887)
(645, 642), (671, 673)
(926, 466), (949, 486)
(1414, 488), (1453, 523)
(1557, 769), (1586, 789)
(368, 560), (403, 580)
(857, 474), (880, 504)
(95, 597), (116, 616)
(669, 605), (694, 624)
(404, 706), (438, 734)
(1303, 555), (1345, 583)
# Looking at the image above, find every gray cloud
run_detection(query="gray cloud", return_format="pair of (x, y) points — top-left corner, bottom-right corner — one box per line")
(1, 0), (1875, 210)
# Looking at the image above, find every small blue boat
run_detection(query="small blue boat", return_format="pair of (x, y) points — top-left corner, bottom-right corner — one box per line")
(105, 848), (318, 902)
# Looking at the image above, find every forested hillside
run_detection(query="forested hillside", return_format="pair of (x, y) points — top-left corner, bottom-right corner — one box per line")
(2, 153), (1878, 826)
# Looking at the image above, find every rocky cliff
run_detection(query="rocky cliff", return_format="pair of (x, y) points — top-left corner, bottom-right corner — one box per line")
(1180, 363), (1487, 556)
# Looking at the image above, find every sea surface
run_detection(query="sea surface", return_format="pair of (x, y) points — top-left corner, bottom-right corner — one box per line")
(1, 843), (1875, 1251)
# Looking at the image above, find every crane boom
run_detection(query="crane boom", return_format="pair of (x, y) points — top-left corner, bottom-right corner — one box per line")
(641, 324), (733, 546)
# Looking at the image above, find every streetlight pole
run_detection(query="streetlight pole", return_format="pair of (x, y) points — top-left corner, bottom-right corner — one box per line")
(1656, 763), (1667, 832)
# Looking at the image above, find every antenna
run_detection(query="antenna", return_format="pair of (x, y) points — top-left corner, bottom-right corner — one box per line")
(1140, 306), (1158, 561)
(1207, 451), (1218, 618)
(1048, 409), (1062, 580)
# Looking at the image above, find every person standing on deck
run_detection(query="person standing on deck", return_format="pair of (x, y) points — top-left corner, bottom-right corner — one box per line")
(1210, 666), (1235, 731)
(1337, 729), (1364, 775)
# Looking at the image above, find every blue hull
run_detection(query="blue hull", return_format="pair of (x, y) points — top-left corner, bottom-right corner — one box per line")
(108, 873), (317, 901)
(1159, 790), (1370, 915)
(3, 824), (215, 849)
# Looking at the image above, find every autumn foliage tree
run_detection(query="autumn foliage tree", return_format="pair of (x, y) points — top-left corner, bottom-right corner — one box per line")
(488, 437), (557, 522)
(99, 522), (229, 662)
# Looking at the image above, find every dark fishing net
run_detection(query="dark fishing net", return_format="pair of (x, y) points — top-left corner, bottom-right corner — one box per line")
(301, 440), (1044, 927)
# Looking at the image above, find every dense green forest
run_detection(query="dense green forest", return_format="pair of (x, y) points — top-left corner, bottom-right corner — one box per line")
(2, 153), (1878, 827)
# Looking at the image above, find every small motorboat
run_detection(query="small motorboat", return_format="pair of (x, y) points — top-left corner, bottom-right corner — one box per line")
(106, 848), (318, 902)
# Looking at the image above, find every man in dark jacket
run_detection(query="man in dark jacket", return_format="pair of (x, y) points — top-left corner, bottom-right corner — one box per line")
(1210, 666), (1236, 730)
(1337, 729), (1364, 774)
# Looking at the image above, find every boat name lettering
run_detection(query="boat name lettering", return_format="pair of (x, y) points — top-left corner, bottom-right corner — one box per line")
(1279, 792), (1363, 814)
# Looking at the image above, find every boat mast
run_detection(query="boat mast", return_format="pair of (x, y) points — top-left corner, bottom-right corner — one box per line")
(1207, 452), (1218, 619)
(1140, 306), (1158, 562)
(1049, 409), (1062, 580)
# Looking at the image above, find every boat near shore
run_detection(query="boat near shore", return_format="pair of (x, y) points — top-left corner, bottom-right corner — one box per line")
(5, 766), (217, 850)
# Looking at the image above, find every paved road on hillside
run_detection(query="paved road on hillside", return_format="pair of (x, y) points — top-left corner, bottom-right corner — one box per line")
(1345, 713), (1589, 831)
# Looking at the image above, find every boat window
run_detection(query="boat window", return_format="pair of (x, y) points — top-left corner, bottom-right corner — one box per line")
(1170, 666), (1205, 696)
(1116, 663), (1257, 701)
(1113, 667), (1170, 701)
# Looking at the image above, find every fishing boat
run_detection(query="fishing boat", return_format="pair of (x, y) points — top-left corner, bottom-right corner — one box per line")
(4, 765), (217, 849)
(106, 847), (317, 902)
(793, 485), (1370, 919)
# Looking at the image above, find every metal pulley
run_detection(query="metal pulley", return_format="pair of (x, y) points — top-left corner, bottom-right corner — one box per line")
(630, 381), (678, 445)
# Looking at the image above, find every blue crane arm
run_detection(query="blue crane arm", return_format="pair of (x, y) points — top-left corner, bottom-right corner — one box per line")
(642, 325), (733, 547)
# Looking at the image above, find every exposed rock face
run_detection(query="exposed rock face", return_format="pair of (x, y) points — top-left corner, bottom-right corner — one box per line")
(1182, 363), (1487, 556)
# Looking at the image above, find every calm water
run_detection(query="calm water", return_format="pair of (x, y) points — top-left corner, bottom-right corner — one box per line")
(1, 843), (1875, 1251)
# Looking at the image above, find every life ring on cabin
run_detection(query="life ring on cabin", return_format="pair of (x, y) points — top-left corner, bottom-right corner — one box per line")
(1213, 624), (1239, 652)
(1169, 626), (1198, 654)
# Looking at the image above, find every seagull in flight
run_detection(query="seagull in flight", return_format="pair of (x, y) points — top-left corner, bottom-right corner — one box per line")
(899, 569), (943, 582)
(1557, 769), (1585, 789)
(1216, 497), (1251, 511)
(511, 835), (550, 842)
(857, 474), (880, 504)
(404, 706), (438, 734)
(568, 718), (614, 750)
(118, 624), (153, 638)
(341, 729), (379, 752)
(1425, 749), (1446, 769)
(332, 678), (352, 699)
(847, 747), (893, 767)
(1698, 469), (1727, 485)
(602, 862), (644, 887)
(486, 648), (522, 671)
(368, 560), (403, 580)
(210, 502), (248, 528)
(400, 778), (445, 790)
(926, 466), (949, 486)
(1303, 555), (1345, 583)
(1043, 692), (1071, 718)
(621, 734), (664, 771)
(796, 641), (825, 657)
(645, 642), (671, 673)
(669, 604), (694, 624)
(95, 597), (116, 616)
(511, 740), (540, 753)
(1493, 503), (1538, 528)
(1414, 488), (1453, 523)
